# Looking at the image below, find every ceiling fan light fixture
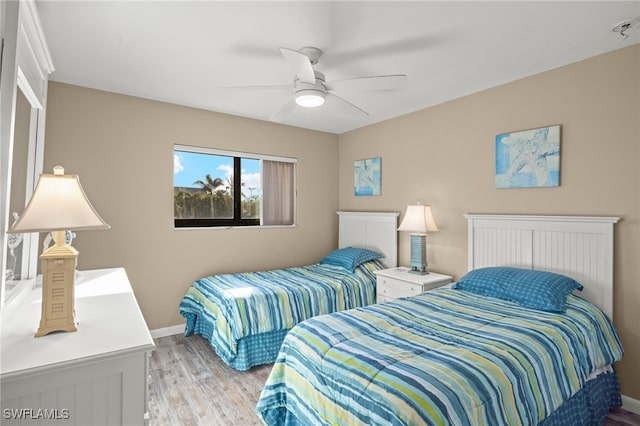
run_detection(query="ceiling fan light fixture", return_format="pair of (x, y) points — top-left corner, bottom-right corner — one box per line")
(295, 89), (325, 107)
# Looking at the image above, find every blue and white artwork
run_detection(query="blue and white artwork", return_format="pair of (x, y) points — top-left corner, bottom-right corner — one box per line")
(496, 124), (560, 188)
(354, 157), (381, 196)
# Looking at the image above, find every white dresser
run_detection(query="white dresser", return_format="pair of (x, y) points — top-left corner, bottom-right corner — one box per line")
(1, 268), (155, 425)
(375, 267), (453, 303)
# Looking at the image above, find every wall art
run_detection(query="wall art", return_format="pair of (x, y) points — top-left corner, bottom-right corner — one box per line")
(354, 157), (381, 196)
(496, 124), (561, 188)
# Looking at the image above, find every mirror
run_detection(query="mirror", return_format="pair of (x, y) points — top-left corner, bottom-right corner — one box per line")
(2, 72), (49, 305)
(4, 88), (33, 300)
(0, 0), (53, 307)
(4, 79), (46, 303)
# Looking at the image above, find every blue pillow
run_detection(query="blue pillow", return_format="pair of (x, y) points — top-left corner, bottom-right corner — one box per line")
(452, 267), (583, 312)
(320, 247), (384, 272)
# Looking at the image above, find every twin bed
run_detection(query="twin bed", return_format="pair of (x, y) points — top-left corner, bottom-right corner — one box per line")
(255, 214), (624, 425)
(179, 213), (624, 425)
(179, 211), (399, 370)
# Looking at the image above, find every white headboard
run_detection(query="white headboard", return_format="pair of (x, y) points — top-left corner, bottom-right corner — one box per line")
(337, 211), (399, 268)
(465, 214), (619, 318)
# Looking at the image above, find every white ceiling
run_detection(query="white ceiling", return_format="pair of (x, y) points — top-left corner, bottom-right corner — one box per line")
(37, 1), (640, 134)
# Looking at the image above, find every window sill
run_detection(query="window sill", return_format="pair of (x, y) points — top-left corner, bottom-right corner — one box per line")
(173, 224), (298, 231)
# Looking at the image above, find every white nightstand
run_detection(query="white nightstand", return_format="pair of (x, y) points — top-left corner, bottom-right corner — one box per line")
(374, 267), (453, 303)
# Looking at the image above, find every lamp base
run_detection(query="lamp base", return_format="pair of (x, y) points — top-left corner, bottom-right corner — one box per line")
(36, 241), (78, 338)
(408, 233), (429, 275)
(35, 321), (78, 338)
(408, 266), (430, 275)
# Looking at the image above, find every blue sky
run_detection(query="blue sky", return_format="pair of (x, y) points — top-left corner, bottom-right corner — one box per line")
(174, 150), (261, 191)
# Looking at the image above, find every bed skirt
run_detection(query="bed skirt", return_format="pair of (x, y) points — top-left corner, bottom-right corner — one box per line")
(259, 370), (622, 426)
(183, 311), (287, 370)
(540, 370), (621, 426)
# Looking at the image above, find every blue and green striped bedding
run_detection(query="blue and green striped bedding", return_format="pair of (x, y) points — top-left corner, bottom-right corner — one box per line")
(179, 259), (382, 370)
(256, 288), (623, 425)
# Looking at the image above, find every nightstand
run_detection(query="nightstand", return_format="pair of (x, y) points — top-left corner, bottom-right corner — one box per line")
(374, 267), (453, 303)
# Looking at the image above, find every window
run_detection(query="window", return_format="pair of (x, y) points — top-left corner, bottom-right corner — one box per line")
(173, 145), (296, 228)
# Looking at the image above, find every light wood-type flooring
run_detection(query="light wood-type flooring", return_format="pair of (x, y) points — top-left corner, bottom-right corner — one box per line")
(148, 334), (640, 426)
(148, 334), (270, 425)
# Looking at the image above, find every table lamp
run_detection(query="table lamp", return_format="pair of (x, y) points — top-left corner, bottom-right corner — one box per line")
(398, 203), (439, 274)
(7, 166), (110, 337)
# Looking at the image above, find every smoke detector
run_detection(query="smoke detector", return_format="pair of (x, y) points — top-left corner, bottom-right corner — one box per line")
(612, 17), (640, 39)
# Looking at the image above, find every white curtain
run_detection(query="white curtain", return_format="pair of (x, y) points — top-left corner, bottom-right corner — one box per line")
(262, 160), (295, 225)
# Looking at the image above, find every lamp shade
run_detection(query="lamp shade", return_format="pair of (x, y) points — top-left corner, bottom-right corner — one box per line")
(7, 166), (110, 233)
(398, 204), (439, 233)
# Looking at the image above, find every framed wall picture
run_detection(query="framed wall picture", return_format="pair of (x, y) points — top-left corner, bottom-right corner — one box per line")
(495, 124), (561, 188)
(354, 157), (381, 196)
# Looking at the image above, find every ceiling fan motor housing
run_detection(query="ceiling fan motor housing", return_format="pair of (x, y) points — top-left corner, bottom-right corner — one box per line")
(295, 71), (326, 91)
(294, 71), (327, 107)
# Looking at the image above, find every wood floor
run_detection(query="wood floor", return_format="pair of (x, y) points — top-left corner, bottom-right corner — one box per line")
(608, 408), (640, 426)
(148, 334), (640, 426)
(148, 334), (270, 426)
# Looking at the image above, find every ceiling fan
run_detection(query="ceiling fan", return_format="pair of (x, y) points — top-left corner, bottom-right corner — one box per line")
(220, 46), (407, 122)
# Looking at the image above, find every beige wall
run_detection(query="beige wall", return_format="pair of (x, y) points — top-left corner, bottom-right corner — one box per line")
(338, 45), (640, 399)
(44, 44), (639, 400)
(43, 83), (339, 332)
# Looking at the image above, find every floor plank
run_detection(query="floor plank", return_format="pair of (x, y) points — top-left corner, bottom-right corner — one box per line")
(149, 335), (270, 426)
(149, 334), (640, 425)
(606, 407), (640, 426)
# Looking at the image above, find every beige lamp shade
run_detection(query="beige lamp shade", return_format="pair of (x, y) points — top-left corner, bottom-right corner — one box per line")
(7, 166), (110, 234)
(398, 204), (439, 233)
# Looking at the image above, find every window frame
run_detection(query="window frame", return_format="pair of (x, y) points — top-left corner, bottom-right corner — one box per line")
(173, 144), (297, 229)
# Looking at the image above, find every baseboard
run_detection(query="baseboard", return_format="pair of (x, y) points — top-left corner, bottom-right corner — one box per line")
(150, 323), (184, 339)
(622, 394), (640, 415)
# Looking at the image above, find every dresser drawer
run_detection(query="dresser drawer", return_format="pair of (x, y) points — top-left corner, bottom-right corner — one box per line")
(377, 294), (396, 304)
(377, 276), (424, 298)
(375, 269), (453, 303)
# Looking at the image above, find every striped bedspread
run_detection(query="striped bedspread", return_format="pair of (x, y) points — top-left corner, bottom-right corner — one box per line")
(256, 288), (623, 426)
(179, 260), (381, 366)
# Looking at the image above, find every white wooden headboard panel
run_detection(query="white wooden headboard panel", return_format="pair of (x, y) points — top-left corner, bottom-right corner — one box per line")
(337, 211), (399, 268)
(465, 215), (619, 318)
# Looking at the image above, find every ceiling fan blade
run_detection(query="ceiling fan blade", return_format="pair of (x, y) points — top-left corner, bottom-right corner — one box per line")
(326, 74), (407, 92)
(328, 93), (369, 117)
(270, 96), (297, 122)
(279, 47), (316, 84)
